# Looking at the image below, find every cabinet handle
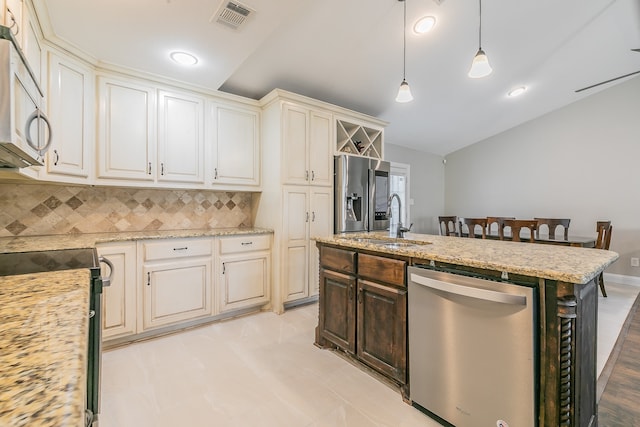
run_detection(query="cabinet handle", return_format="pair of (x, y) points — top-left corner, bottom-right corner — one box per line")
(173, 247), (188, 251)
(214, 168), (218, 180)
(148, 162), (152, 175)
(147, 272), (151, 286)
(358, 288), (363, 304)
(241, 241), (253, 246)
(53, 149), (59, 166)
(311, 170), (315, 181)
(305, 170), (309, 181)
(7, 9), (19, 36)
(348, 285), (353, 301)
(312, 211), (316, 222)
(222, 263), (226, 274)
(89, 310), (95, 319)
(306, 212), (309, 222)
(161, 162), (165, 176)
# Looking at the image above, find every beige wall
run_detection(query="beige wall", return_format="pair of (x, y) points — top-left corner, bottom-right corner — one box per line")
(385, 143), (445, 235)
(443, 75), (640, 276)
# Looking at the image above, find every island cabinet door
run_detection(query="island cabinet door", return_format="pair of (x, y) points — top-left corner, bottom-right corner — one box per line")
(356, 279), (407, 384)
(318, 268), (356, 353)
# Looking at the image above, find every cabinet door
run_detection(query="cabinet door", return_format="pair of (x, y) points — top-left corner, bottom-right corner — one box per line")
(308, 188), (332, 296)
(157, 90), (204, 184)
(357, 279), (407, 383)
(46, 52), (92, 178)
(212, 104), (260, 186)
(308, 110), (332, 186)
(97, 77), (155, 181)
(97, 242), (137, 340)
(318, 269), (356, 353)
(219, 252), (270, 312)
(21, 3), (41, 86)
(142, 258), (212, 330)
(282, 103), (309, 185)
(283, 187), (309, 301)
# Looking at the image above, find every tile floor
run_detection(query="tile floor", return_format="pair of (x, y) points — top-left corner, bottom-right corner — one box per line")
(100, 281), (639, 427)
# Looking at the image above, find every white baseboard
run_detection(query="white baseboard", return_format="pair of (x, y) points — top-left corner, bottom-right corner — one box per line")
(604, 272), (640, 287)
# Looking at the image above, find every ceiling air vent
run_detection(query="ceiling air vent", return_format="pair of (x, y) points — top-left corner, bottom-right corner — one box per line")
(212, 1), (254, 30)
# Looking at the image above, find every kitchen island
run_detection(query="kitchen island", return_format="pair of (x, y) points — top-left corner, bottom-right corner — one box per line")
(314, 232), (618, 427)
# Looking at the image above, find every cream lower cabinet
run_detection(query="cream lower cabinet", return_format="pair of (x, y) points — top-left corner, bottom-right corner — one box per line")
(283, 186), (332, 303)
(140, 237), (213, 330)
(217, 234), (271, 313)
(97, 241), (137, 341)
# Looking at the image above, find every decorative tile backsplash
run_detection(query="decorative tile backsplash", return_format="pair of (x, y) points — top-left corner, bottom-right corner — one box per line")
(0, 183), (255, 237)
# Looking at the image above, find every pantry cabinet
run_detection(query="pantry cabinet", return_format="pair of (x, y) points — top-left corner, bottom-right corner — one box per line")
(282, 186), (331, 302)
(44, 51), (93, 180)
(97, 75), (156, 182)
(217, 234), (271, 313)
(140, 237), (213, 330)
(210, 103), (260, 187)
(97, 241), (137, 340)
(281, 103), (332, 186)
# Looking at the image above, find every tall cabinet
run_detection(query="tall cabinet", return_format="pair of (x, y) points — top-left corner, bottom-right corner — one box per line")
(256, 89), (386, 313)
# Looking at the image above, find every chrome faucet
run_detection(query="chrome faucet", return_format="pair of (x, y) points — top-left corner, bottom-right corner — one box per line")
(387, 193), (405, 238)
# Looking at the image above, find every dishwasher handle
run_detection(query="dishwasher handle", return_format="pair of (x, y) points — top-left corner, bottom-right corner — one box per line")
(410, 273), (526, 306)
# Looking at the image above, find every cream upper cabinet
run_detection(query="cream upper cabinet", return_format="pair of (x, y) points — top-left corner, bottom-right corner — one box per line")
(20, 1), (41, 86)
(44, 51), (93, 180)
(157, 90), (205, 184)
(282, 103), (332, 186)
(282, 186), (332, 302)
(140, 237), (213, 330)
(209, 102), (260, 187)
(97, 75), (156, 181)
(97, 241), (137, 341)
(216, 234), (270, 313)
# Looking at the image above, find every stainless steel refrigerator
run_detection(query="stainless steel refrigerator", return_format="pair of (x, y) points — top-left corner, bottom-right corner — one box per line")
(334, 154), (390, 233)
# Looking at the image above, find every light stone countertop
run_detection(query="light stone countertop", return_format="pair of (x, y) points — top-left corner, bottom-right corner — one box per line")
(0, 227), (273, 253)
(314, 232), (619, 284)
(0, 269), (90, 427)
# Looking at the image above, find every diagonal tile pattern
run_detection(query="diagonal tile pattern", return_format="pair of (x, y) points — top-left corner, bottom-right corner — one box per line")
(0, 183), (256, 237)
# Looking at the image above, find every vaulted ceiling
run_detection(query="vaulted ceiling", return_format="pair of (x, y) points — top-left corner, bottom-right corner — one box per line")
(37, 0), (640, 155)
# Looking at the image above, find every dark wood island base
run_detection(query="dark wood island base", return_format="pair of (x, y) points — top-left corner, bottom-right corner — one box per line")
(314, 235), (615, 427)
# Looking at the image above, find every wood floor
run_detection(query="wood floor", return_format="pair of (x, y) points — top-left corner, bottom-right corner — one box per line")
(598, 293), (640, 425)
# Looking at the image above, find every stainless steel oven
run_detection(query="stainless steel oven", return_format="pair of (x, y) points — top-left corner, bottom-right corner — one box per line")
(0, 248), (112, 426)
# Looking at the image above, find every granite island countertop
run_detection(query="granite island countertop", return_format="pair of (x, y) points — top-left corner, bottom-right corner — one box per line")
(0, 227), (273, 253)
(0, 269), (90, 427)
(315, 232), (619, 284)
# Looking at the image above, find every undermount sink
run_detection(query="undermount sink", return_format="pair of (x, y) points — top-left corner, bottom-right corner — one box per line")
(339, 237), (431, 248)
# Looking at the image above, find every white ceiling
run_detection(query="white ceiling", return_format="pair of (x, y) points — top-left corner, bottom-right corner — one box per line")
(37, 0), (640, 156)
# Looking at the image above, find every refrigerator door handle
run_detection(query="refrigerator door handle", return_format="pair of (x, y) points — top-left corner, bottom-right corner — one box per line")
(410, 273), (526, 306)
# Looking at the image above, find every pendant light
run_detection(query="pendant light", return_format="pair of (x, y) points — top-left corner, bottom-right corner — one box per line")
(468, 0), (493, 78)
(396, 0), (414, 103)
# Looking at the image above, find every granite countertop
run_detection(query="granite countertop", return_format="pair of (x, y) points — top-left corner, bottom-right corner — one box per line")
(0, 269), (90, 427)
(0, 227), (273, 253)
(314, 232), (619, 284)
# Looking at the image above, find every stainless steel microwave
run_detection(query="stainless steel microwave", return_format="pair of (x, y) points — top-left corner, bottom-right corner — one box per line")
(0, 25), (52, 169)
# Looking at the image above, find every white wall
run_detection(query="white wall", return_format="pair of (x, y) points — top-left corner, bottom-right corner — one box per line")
(444, 75), (640, 276)
(385, 143), (444, 234)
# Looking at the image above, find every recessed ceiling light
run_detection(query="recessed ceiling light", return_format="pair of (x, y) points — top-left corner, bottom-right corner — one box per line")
(507, 86), (527, 97)
(170, 51), (198, 66)
(414, 16), (436, 34)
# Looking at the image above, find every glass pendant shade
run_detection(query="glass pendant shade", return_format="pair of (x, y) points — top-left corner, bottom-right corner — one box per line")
(468, 48), (493, 78)
(396, 80), (414, 103)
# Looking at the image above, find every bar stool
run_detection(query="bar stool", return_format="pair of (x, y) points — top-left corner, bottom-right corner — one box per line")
(486, 216), (515, 240)
(438, 216), (459, 237)
(534, 218), (571, 240)
(502, 219), (539, 242)
(459, 218), (487, 238)
(595, 221), (613, 297)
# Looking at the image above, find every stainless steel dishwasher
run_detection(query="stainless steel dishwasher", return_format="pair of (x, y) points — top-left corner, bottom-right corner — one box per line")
(408, 266), (537, 427)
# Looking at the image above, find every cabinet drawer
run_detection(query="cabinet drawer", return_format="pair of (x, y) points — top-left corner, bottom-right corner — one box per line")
(320, 246), (356, 274)
(358, 254), (406, 287)
(219, 234), (270, 254)
(143, 238), (212, 261)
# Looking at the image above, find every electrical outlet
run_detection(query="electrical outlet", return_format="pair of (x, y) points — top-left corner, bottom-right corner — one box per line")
(631, 257), (640, 267)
